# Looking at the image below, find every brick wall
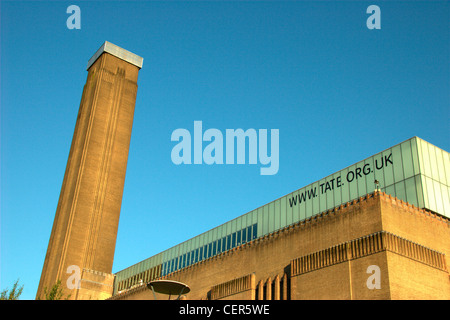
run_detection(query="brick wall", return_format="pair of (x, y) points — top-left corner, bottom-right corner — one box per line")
(110, 192), (449, 300)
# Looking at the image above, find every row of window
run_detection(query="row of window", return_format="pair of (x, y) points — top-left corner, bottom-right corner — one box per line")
(162, 223), (258, 276)
(117, 265), (161, 292)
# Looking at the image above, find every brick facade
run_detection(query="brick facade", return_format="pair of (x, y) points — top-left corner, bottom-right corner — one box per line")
(110, 191), (449, 300)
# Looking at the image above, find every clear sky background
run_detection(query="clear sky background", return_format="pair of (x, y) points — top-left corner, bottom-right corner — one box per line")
(1, 0), (449, 300)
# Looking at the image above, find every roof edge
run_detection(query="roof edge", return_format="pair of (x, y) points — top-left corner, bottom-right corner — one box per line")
(87, 41), (143, 70)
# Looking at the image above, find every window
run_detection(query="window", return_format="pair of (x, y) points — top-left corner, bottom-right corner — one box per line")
(208, 243), (212, 258)
(212, 241), (217, 256)
(217, 238), (222, 254)
(247, 226), (252, 241)
(222, 237), (226, 252)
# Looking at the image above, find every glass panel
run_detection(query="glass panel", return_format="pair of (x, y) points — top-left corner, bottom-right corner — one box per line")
(401, 140), (414, 179)
(252, 210), (259, 237)
(383, 149), (395, 187)
(332, 173), (342, 210)
(435, 147), (447, 185)
(348, 164), (359, 200)
(446, 152), (450, 187)
(280, 197), (287, 229)
(238, 216), (243, 234)
(326, 176), (335, 211)
(263, 205), (270, 235)
(433, 180), (444, 214)
(286, 192), (293, 226)
(424, 176), (436, 211)
(257, 207), (265, 236)
(373, 152), (385, 191)
(395, 181), (406, 203)
(392, 145), (404, 183)
(442, 185), (450, 217)
(405, 176), (418, 207)
(411, 138), (420, 176)
(428, 143), (439, 181)
(226, 220), (232, 237)
(318, 180), (327, 212)
(266, 204), (271, 234)
(274, 199), (281, 231)
(341, 168), (350, 204)
(311, 181), (320, 218)
(296, 188), (304, 222)
(231, 219), (237, 233)
(357, 160), (368, 199)
(385, 185), (395, 198)
(420, 140), (432, 178)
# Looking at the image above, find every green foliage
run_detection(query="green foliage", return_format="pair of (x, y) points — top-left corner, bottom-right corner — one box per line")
(1, 279), (24, 300)
(37, 280), (71, 300)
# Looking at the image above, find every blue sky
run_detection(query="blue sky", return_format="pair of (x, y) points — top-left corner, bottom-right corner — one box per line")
(1, 1), (449, 300)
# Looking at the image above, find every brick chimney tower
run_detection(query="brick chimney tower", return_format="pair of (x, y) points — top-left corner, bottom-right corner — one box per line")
(36, 42), (143, 300)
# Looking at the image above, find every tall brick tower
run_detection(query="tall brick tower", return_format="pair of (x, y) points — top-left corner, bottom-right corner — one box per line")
(36, 42), (143, 300)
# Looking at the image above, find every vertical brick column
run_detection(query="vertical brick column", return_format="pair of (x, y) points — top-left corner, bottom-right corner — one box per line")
(36, 42), (143, 300)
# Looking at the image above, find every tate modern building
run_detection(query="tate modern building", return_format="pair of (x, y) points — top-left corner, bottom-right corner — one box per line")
(37, 42), (449, 300)
(111, 136), (450, 300)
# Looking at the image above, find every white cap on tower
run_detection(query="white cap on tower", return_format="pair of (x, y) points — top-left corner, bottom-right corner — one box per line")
(87, 41), (144, 70)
